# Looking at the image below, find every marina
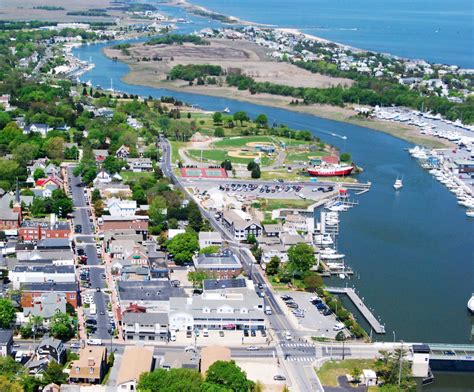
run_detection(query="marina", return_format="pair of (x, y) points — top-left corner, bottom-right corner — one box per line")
(326, 286), (386, 334)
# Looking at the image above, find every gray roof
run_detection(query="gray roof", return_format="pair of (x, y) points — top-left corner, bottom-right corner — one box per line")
(21, 282), (78, 292)
(263, 224), (284, 233)
(0, 193), (33, 208)
(0, 209), (18, 221)
(122, 312), (168, 325)
(20, 220), (70, 230)
(36, 238), (70, 250)
(203, 279), (247, 291)
(13, 265), (74, 273)
(38, 336), (63, 351)
(199, 231), (222, 241)
(118, 281), (185, 302)
(223, 210), (261, 230)
(195, 250), (242, 269)
(0, 329), (13, 344)
(103, 215), (148, 221)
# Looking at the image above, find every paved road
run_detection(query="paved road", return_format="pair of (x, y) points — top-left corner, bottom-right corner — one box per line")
(68, 167), (111, 341)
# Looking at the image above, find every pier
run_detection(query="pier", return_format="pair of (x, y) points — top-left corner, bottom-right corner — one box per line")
(326, 286), (386, 334)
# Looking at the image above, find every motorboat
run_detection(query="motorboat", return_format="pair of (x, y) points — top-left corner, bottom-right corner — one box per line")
(223, 107), (230, 113)
(468, 294), (474, 313)
(320, 248), (345, 260)
(393, 177), (403, 190)
(314, 234), (333, 246)
(466, 209), (474, 218)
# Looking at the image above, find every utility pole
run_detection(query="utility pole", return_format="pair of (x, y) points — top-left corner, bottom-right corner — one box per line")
(398, 340), (404, 388)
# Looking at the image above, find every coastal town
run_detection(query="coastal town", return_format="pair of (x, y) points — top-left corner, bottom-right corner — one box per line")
(0, 1), (473, 392)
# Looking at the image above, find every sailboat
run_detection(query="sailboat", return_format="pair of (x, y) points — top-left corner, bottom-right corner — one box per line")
(467, 294), (474, 313)
(393, 176), (403, 190)
(222, 107), (230, 113)
(108, 78), (114, 92)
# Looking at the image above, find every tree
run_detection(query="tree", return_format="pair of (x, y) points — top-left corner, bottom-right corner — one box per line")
(0, 376), (23, 392)
(233, 111), (249, 126)
(166, 232), (199, 265)
(340, 152), (351, 162)
(220, 159), (232, 171)
(376, 349), (416, 390)
(43, 361), (67, 385)
(255, 114), (268, 128)
(103, 156), (124, 174)
(49, 312), (75, 341)
(246, 234), (256, 244)
(187, 201), (203, 232)
(287, 243), (316, 274)
(44, 137), (64, 160)
(138, 368), (202, 392)
(213, 112), (223, 124)
(266, 256), (280, 276)
(247, 161), (257, 171)
(148, 196), (167, 225)
(12, 143), (38, 166)
(350, 367), (362, 384)
(199, 245), (220, 255)
(0, 298), (15, 329)
(214, 127), (224, 137)
(0, 160), (19, 189)
(188, 270), (216, 288)
(303, 272), (323, 292)
(251, 166), (261, 179)
(33, 168), (45, 181)
(203, 360), (255, 392)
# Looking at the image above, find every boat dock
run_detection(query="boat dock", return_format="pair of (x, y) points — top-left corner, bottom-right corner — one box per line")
(326, 286), (386, 334)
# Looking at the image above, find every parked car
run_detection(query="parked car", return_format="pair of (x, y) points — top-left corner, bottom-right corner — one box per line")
(186, 331), (192, 338)
(246, 346), (260, 351)
(244, 329), (249, 337)
(251, 330), (256, 337)
(273, 375), (286, 381)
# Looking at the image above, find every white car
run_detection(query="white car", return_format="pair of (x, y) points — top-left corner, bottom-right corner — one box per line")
(107, 311), (114, 318)
(246, 346), (260, 351)
(284, 331), (293, 341)
(184, 346), (197, 353)
(333, 323), (345, 331)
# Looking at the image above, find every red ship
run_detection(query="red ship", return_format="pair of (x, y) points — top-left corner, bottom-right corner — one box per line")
(307, 164), (354, 177)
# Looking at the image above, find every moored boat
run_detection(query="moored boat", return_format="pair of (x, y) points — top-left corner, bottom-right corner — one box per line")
(468, 294), (474, 313)
(307, 164), (353, 177)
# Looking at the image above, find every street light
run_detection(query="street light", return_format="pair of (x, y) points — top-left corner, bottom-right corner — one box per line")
(393, 330), (396, 343)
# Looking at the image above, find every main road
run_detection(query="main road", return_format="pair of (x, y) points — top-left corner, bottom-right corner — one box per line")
(68, 166), (111, 341)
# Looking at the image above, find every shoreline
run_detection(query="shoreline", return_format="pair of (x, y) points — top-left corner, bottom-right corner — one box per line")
(102, 46), (451, 149)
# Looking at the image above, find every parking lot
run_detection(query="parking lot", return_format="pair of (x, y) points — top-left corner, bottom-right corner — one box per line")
(278, 291), (344, 339)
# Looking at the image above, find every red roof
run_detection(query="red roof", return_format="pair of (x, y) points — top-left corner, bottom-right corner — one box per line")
(35, 177), (61, 187)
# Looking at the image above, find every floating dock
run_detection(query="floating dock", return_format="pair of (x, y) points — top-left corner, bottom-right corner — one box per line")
(326, 286), (386, 334)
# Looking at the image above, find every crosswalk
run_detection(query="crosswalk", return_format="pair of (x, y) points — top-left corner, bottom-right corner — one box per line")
(280, 343), (314, 348)
(286, 356), (316, 362)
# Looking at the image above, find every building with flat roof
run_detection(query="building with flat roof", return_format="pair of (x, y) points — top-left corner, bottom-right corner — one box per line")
(116, 346), (154, 391)
(193, 250), (242, 279)
(162, 351), (199, 370)
(200, 346), (231, 374)
(100, 215), (148, 238)
(9, 265), (75, 290)
(122, 312), (169, 342)
(198, 231), (223, 249)
(19, 219), (70, 241)
(20, 282), (79, 308)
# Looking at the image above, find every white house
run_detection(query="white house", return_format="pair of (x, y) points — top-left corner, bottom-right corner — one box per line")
(198, 231), (223, 249)
(9, 265), (76, 290)
(106, 199), (137, 217)
(93, 170), (112, 185)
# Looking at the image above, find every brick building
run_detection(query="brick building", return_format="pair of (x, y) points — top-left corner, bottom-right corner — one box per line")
(19, 216), (70, 241)
(20, 282), (79, 308)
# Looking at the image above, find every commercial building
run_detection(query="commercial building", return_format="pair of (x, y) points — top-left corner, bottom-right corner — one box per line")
(100, 216), (148, 238)
(20, 282), (79, 308)
(19, 218), (70, 241)
(9, 265), (75, 290)
(198, 231), (223, 249)
(122, 312), (169, 342)
(193, 250), (243, 279)
(222, 209), (262, 241)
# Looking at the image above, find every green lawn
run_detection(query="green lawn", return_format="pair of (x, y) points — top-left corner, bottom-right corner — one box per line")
(169, 140), (186, 162)
(213, 136), (277, 148)
(119, 171), (154, 182)
(285, 151), (325, 163)
(187, 149), (272, 166)
(257, 198), (314, 211)
(316, 359), (377, 387)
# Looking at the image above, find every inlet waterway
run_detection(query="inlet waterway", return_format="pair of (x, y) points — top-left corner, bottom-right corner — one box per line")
(73, 5), (474, 346)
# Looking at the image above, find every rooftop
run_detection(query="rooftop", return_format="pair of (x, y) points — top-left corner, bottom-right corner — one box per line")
(13, 265), (74, 273)
(21, 281), (78, 292)
(122, 312), (168, 325)
(0, 329), (13, 344)
(118, 281), (185, 302)
(195, 250), (242, 269)
(116, 346), (154, 386)
(203, 278), (247, 291)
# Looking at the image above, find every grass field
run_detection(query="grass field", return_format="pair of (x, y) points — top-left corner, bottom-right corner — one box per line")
(119, 171), (154, 182)
(213, 135), (277, 148)
(257, 198), (314, 211)
(187, 149), (272, 166)
(169, 140), (186, 162)
(316, 359), (377, 387)
(285, 151), (325, 163)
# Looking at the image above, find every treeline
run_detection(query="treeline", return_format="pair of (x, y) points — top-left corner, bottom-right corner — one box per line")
(67, 9), (109, 17)
(33, 6), (65, 11)
(190, 9), (237, 24)
(0, 20), (57, 30)
(226, 73), (474, 124)
(146, 34), (209, 46)
(169, 64), (222, 82)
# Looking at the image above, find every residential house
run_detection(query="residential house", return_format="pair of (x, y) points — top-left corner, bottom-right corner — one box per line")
(21, 282), (79, 308)
(106, 199), (137, 217)
(0, 94), (11, 111)
(116, 346), (154, 390)
(222, 209), (262, 241)
(24, 123), (50, 137)
(23, 292), (66, 319)
(92, 149), (109, 164)
(193, 250), (242, 279)
(162, 351), (199, 370)
(125, 158), (153, 172)
(122, 312), (169, 342)
(93, 170), (112, 186)
(283, 214), (308, 233)
(262, 223), (284, 238)
(9, 265), (75, 290)
(0, 329), (13, 357)
(37, 336), (66, 364)
(0, 209), (21, 231)
(95, 182), (132, 199)
(69, 346), (108, 384)
(33, 176), (63, 198)
(198, 231), (223, 249)
(115, 145), (130, 159)
(109, 240), (148, 271)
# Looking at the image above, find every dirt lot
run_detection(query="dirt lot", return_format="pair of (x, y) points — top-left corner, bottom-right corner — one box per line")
(105, 38), (354, 89)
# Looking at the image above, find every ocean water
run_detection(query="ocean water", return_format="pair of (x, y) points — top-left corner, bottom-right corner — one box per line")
(187, 0), (474, 67)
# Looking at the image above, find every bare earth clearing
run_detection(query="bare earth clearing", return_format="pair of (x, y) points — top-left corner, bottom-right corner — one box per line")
(106, 38), (354, 89)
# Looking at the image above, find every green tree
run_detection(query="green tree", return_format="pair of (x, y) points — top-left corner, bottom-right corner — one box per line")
(214, 127), (224, 137)
(246, 234), (256, 244)
(251, 166), (261, 179)
(137, 368), (202, 392)
(340, 152), (351, 162)
(148, 196), (167, 225)
(43, 361), (67, 385)
(376, 349), (416, 390)
(233, 111), (249, 126)
(33, 168), (45, 181)
(303, 272), (323, 292)
(0, 298), (15, 329)
(199, 245), (220, 255)
(247, 161), (257, 171)
(350, 367), (362, 384)
(287, 243), (316, 274)
(255, 114), (268, 128)
(166, 232), (199, 265)
(203, 360), (255, 392)
(12, 143), (39, 166)
(103, 156), (125, 174)
(188, 270), (216, 288)
(49, 312), (75, 341)
(213, 112), (223, 124)
(0, 376), (23, 392)
(220, 159), (232, 171)
(0, 160), (19, 189)
(266, 256), (280, 276)
(187, 201), (203, 232)
(44, 137), (64, 160)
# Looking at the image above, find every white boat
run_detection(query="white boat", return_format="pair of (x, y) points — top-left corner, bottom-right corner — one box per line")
(320, 248), (345, 260)
(223, 107), (230, 113)
(466, 209), (474, 218)
(314, 234), (333, 246)
(393, 177), (403, 190)
(468, 294), (474, 313)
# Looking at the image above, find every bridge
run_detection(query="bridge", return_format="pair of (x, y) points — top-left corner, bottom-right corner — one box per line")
(420, 343), (474, 372)
(326, 286), (385, 334)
